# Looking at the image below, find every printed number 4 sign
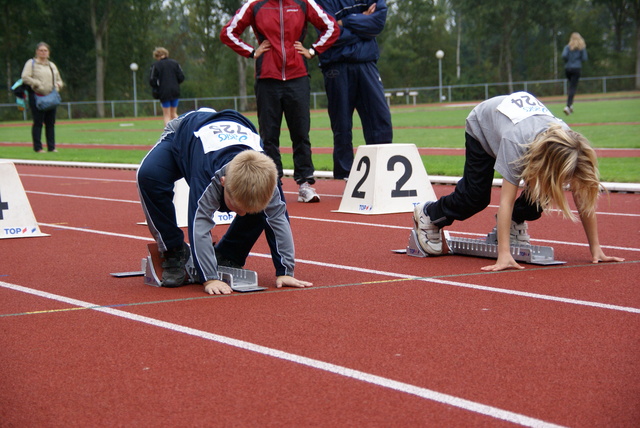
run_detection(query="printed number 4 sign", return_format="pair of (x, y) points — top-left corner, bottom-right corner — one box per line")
(336, 144), (436, 215)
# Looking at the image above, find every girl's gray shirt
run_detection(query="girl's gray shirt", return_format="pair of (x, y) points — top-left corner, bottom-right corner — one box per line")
(465, 92), (568, 186)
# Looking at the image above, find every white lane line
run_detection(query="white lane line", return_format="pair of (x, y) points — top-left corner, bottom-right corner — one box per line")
(25, 189), (640, 218)
(39, 223), (154, 241)
(288, 217), (639, 253)
(36, 191), (623, 252)
(256, 254), (640, 314)
(20, 173), (136, 183)
(289, 217), (639, 253)
(0, 279), (565, 428)
(29, 191), (140, 204)
(37, 223), (640, 314)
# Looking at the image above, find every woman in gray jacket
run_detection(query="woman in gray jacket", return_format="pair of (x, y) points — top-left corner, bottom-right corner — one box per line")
(562, 32), (588, 116)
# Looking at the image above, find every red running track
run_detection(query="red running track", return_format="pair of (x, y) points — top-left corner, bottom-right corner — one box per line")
(1, 165), (639, 427)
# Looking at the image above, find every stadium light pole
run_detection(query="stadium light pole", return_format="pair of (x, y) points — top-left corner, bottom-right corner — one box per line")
(130, 62), (139, 117)
(435, 50), (444, 102)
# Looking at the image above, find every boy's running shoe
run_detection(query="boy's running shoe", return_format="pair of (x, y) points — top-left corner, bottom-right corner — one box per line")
(161, 242), (190, 287)
(215, 248), (243, 269)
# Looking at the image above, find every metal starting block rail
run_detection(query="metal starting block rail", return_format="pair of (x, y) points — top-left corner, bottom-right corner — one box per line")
(216, 266), (266, 292)
(403, 230), (565, 266)
(112, 243), (266, 292)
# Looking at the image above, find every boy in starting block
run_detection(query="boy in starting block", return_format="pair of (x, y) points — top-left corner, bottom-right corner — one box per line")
(137, 108), (312, 294)
(412, 92), (624, 271)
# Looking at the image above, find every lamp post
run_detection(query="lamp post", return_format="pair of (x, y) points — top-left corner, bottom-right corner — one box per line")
(435, 50), (444, 102)
(130, 62), (139, 117)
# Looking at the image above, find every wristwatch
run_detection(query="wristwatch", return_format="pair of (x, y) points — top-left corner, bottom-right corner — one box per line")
(308, 47), (316, 58)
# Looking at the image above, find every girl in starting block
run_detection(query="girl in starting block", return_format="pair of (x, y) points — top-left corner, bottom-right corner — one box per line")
(412, 91), (625, 271)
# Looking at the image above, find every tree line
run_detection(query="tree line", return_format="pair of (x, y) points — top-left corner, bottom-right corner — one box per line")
(1, 0), (638, 116)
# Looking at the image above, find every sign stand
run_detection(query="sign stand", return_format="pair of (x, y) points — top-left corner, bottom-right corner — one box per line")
(0, 161), (49, 239)
(336, 144), (436, 215)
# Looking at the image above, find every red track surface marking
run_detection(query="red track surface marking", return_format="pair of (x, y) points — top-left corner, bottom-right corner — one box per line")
(1, 165), (638, 426)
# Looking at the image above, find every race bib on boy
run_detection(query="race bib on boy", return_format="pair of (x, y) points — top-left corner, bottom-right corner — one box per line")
(194, 121), (262, 153)
(497, 92), (554, 124)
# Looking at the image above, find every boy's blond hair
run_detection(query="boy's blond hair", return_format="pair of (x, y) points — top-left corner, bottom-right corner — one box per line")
(519, 123), (601, 221)
(224, 151), (278, 213)
(153, 47), (169, 60)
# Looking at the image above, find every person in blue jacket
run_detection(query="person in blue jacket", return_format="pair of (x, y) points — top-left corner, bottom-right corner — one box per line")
(562, 32), (588, 116)
(315, 0), (393, 180)
(137, 108), (312, 294)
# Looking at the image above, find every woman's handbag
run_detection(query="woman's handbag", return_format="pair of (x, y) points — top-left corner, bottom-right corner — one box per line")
(35, 89), (61, 111)
(31, 59), (62, 111)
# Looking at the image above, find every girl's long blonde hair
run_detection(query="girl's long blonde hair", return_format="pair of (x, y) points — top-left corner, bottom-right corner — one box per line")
(568, 32), (586, 51)
(518, 123), (601, 221)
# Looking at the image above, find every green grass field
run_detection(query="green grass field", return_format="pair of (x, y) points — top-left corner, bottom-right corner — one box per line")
(1, 94), (638, 182)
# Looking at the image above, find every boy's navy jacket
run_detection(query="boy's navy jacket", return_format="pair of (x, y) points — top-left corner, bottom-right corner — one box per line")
(170, 109), (262, 186)
(164, 109), (294, 282)
(315, 0), (387, 67)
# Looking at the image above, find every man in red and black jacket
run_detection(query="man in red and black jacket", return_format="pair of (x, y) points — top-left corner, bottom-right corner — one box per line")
(221, 0), (339, 203)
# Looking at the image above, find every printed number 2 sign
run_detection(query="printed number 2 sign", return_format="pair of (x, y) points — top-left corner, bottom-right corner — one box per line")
(336, 144), (436, 215)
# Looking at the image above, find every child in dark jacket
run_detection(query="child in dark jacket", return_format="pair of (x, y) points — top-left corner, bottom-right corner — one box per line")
(137, 108), (313, 294)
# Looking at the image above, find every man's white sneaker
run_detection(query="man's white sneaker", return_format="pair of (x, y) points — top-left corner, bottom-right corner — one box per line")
(412, 201), (443, 255)
(298, 182), (320, 203)
(563, 106), (571, 116)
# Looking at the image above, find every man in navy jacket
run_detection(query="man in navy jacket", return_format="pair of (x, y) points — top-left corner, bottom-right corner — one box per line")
(315, 0), (393, 180)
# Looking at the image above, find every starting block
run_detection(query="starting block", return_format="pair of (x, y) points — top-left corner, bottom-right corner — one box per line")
(138, 243), (266, 291)
(402, 229), (565, 266)
(215, 266), (266, 292)
(336, 144), (436, 215)
(111, 243), (266, 292)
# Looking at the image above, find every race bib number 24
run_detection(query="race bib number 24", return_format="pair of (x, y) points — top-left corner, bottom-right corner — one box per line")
(496, 92), (554, 124)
